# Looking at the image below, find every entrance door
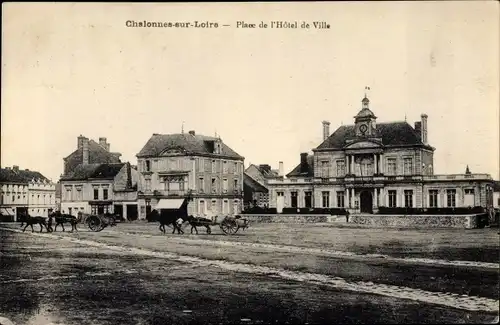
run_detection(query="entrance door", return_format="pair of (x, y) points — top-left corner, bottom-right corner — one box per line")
(114, 205), (123, 219)
(360, 191), (373, 214)
(126, 205), (138, 221)
(97, 206), (104, 215)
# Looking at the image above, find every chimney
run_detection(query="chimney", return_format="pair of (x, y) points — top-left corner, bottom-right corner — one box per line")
(82, 137), (89, 165)
(322, 121), (331, 141)
(278, 161), (284, 177)
(126, 162), (133, 188)
(414, 121), (422, 138)
(421, 114), (428, 145)
(188, 130), (196, 136)
(13, 165), (19, 172)
(300, 153), (308, 173)
(99, 137), (110, 151)
(77, 135), (85, 149)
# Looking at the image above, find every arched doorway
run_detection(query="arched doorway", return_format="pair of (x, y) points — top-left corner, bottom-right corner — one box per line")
(360, 190), (373, 214)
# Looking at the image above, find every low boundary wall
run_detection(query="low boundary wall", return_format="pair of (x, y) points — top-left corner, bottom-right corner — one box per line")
(239, 214), (341, 223)
(239, 213), (488, 229)
(349, 214), (487, 229)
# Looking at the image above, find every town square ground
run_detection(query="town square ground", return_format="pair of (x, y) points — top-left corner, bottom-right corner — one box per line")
(0, 222), (498, 325)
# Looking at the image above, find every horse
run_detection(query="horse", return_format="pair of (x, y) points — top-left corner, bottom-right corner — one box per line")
(19, 213), (48, 233)
(50, 211), (80, 232)
(186, 215), (215, 235)
(148, 209), (186, 235)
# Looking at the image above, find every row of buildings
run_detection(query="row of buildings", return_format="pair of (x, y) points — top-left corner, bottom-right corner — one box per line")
(0, 166), (56, 219)
(1, 94), (498, 221)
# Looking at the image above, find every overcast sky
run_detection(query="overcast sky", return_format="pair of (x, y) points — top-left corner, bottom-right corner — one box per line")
(2, 2), (499, 181)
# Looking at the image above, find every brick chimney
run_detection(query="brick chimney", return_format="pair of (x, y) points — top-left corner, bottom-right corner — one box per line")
(278, 161), (284, 177)
(77, 135), (85, 149)
(99, 137), (110, 151)
(82, 137), (90, 165)
(13, 165), (19, 172)
(126, 162), (133, 188)
(300, 153), (308, 173)
(322, 121), (330, 141)
(421, 114), (428, 145)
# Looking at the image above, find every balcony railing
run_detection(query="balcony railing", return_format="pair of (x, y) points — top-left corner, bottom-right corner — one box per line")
(152, 189), (187, 196)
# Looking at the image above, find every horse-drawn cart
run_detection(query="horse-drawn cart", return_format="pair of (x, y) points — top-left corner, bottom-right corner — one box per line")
(187, 215), (249, 235)
(79, 212), (119, 232)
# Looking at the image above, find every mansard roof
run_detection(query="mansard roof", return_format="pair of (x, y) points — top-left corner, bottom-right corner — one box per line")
(60, 163), (125, 181)
(136, 133), (244, 159)
(286, 155), (314, 178)
(0, 168), (50, 184)
(315, 122), (434, 151)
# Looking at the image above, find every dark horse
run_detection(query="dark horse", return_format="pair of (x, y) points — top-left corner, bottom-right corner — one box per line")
(50, 211), (80, 232)
(19, 213), (48, 233)
(148, 209), (186, 234)
(149, 192), (193, 235)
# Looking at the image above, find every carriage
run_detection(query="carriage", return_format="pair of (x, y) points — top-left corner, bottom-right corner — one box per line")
(79, 212), (119, 232)
(152, 191), (249, 235)
(189, 214), (249, 235)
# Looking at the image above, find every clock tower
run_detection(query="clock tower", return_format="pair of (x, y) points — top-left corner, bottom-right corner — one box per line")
(354, 95), (377, 137)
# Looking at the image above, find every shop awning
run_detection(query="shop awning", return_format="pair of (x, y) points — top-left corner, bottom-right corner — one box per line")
(156, 199), (185, 210)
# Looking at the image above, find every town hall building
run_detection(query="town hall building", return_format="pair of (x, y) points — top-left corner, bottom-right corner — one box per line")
(267, 95), (495, 213)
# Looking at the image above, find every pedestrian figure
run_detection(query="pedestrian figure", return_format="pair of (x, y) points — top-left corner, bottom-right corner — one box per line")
(47, 213), (54, 232)
(346, 210), (350, 223)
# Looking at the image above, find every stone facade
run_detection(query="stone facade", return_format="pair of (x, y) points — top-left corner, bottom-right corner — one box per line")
(136, 131), (244, 220)
(0, 166), (56, 221)
(268, 95), (495, 214)
(60, 163), (141, 219)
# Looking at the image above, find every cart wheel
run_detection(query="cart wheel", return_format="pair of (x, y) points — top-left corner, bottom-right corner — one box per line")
(220, 219), (238, 235)
(88, 216), (101, 232)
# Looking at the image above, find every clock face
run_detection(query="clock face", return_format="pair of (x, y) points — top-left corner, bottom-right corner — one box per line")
(360, 124), (368, 134)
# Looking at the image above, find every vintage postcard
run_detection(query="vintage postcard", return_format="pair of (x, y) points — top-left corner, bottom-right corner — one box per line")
(1, 2), (499, 325)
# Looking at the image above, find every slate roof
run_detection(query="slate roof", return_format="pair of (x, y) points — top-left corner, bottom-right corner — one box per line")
(0, 168), (51, 184)
(244, 173), (269, 193)
(247, 164), (280, 179)
(286, 155), (315, 178)
(64, 140), (122, 175)
(315, 122), (434, 151)
(136, 133), (244, 159)
(60, 163), (125, 181)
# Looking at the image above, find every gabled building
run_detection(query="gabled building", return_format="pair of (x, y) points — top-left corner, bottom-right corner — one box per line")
(135, 130), (244, 220)
(268, 95), (495, 213)
(243, 163), (284, 208)
(63, 135), (122, 175)
(59, 162), (142, 219)
(0, 166), (56, 221)
(243, 173), (269, 209)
